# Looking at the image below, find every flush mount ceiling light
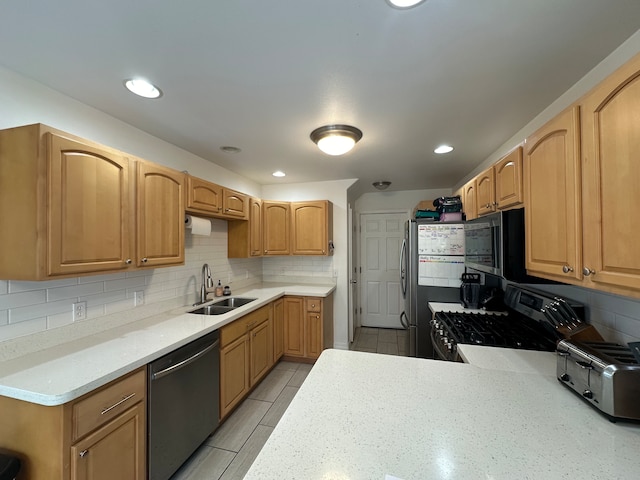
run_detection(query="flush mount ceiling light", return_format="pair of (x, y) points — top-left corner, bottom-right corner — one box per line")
(310, 124), (363, 156)
(272, 171), (286, 177)
(373, 181), (391, 190)
(386, 0), (427, 9)
(124, 78), (162, 99)
(434, 145), (454, 154)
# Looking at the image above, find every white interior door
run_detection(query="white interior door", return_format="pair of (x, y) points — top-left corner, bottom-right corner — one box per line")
(360, 212), (404, 328)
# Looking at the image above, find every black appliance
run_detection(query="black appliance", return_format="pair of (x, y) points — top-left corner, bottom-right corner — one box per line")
(460, 273), (481, 308)
(464, 208), (546, 283)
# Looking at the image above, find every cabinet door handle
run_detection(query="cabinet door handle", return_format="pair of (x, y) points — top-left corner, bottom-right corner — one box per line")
(562, 265), (573, 274)
(79, 449), (89, 458)
(125, 258), (132, 264)
(583, 267), (595, 276)
(101, 393), (136, 415)
(141, 257), (148, 263)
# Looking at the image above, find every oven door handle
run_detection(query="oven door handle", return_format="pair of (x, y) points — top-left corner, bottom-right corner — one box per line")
(430, 327), (450, 361)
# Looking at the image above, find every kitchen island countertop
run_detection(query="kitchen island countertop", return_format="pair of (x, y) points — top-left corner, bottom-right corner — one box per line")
(0, 283), (334, 406)
(245, 348), (640, 480)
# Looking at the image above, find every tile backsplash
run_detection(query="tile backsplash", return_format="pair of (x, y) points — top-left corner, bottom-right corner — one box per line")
(528, 283), (640, 344)
(0, 219), (262, 343)
(262, 256), (336, 284)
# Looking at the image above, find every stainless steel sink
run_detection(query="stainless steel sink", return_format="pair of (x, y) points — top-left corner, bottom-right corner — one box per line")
(189, 297), (257, 315)
(211, 297), (257, 308)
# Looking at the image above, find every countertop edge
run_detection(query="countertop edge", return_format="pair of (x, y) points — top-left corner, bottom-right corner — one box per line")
(0, 283), (336, 406)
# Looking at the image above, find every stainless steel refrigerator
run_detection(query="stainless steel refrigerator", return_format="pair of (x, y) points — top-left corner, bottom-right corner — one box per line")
(400, 219), (465, 358)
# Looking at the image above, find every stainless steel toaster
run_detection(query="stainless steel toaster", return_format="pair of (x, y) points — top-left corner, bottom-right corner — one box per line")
(556, 339), (640, 421)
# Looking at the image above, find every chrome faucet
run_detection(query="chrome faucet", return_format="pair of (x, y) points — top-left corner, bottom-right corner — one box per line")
(199, 263), (214, 305)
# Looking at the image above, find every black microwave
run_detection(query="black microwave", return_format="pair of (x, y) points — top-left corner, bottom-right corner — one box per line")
(464, 208), (544, 283)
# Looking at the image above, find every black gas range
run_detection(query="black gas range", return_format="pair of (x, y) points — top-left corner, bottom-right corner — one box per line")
(431, 285), (584, 362)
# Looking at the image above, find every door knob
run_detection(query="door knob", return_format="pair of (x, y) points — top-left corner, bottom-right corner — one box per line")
(350, 279), (357, 284)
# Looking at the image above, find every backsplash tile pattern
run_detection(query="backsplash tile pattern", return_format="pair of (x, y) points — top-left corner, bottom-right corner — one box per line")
(0, 219), (262, 343)
(262, 256), (336, 285)
(531, 283), (640, 344)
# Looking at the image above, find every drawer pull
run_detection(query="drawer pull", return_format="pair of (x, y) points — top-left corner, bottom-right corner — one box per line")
(101, 392), (136, 415)
(79, 449), (89, 458)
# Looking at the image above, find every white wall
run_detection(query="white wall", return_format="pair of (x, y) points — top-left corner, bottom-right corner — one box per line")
(455, 30), (640, 189)
(0, 66), (261, 197)
(354, 188), (452, 214)
(262, 179), (357, 350)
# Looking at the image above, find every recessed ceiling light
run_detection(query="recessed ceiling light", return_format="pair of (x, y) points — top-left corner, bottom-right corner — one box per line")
(434, 145), (454, 154)
(220, 146), (242, 154)
(272, 171), (286, 177)
(386, 0), (427, 9)
(124, 78), (162, 99)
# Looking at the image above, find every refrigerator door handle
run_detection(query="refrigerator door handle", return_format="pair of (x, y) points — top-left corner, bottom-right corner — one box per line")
(400, 238), (407, 297)
(400, 311), (409, 329)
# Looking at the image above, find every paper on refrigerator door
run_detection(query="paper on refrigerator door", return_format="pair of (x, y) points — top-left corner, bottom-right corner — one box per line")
(417, 223), (464, 255)
(418, 254), (465, 287)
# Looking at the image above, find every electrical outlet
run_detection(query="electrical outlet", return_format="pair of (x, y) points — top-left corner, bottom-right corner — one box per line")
(134, 291), (145, 306)
(73, 301), (87, 321)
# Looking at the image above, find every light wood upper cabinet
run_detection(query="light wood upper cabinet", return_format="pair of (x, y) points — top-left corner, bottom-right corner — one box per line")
(263, 201), (291, 255)
(580, 52), (640, 294)
(228, 197), (262, 258)
(524, 106), (582, 281)
(185, 175), (248, 220)
(290, 201), (333, 255)
(136, 160), (185, 267)
(46, 132), (132, 276)
(494, 146), (524, 210)
(223, 188), (249, 219)
(463, 180), (477, 220)
(186, 175), (223, 215)
(476, 167), (496, 216)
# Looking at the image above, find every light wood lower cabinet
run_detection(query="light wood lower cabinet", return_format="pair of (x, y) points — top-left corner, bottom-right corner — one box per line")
(283, 295), (333, 361)
(273, 298), (285, 362)
(71, 402), (145, 480)
(219, 305), (273, 419)
(0, 367), (146, 480)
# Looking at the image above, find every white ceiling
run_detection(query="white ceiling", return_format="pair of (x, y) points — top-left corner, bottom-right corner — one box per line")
(1, 1), (640, 193)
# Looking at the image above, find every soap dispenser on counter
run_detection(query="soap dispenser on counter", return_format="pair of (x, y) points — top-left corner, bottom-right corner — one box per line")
(215, 280), (223, 297)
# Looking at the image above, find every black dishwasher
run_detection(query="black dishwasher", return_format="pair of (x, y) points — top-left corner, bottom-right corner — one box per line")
(148, 330), (220, 480)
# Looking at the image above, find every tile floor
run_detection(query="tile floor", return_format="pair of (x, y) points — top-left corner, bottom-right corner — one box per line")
(170, 327), (405, 480)
(350, 326), (407, 356)
(170, 361), (312, 480)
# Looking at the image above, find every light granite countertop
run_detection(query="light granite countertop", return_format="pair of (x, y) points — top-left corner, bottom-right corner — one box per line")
(0, 283), (335, 406)
(458, 344), (558, 376)
(245, 349), (640, 480)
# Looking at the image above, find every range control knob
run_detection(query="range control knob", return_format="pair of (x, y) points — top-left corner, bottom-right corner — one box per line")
(559, 373), (570, 382)
(582, 389), (594, 399)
